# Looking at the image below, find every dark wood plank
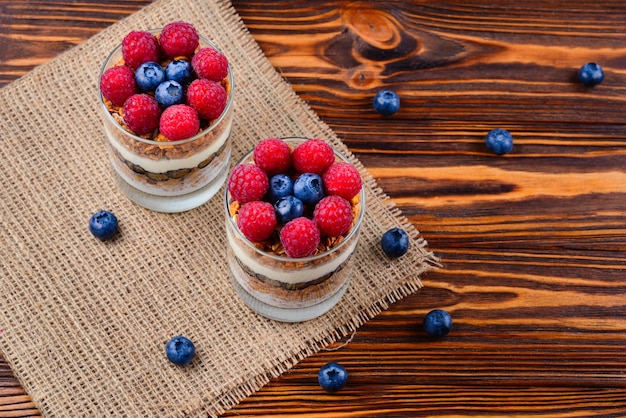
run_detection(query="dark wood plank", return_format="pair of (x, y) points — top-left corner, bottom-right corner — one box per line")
(0, 358), (40, 416)
(0, 0), (153, 85)
(2, 0), (626, 416)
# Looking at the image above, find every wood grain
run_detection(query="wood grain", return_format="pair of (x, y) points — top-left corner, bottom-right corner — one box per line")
(3, 0), (626, 416)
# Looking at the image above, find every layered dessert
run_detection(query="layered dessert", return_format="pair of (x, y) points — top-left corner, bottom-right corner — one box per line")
(98, 21), (233, 209)
(224, 137), (365, 322)
(103, 108), (232, 197)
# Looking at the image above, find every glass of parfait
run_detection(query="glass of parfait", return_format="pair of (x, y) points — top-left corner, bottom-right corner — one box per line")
(98, 22), (234, 212)
(224, 137), (365, 322)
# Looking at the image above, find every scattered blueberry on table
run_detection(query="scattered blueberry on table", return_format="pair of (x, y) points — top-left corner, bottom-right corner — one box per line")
(165, 335), (196, 366)
(485, 128), (514, 155)
(237, 201), (277, 242)
(373, 89), (400, 116)
(381, 227), (410, 258)
(423, 309), (453, 337)
(578, 62), (604, 87)
(89, 210), (118, 241)
(318, 362), (348, 392)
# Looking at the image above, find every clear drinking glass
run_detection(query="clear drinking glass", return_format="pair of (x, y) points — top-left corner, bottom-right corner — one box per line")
(98, 31), (234, 213)
(225, 138), (365, 322)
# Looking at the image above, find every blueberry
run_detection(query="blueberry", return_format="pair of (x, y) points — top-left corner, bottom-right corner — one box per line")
(134, 62), (165, 92)
(318, 362), (348, 392)
(274, 195), (304, 225)
(293, 173), (325, 206)
(268, 174), (294, 203)
(381, 227), (409, 258)
(89, 210), (118, 240)
(373, 89), (400, 116)
(423, 309), (453, 337)
(155, 80), (185, 108)
(165, 59), (194, 85)
(165, 335), (195, 366)
(485, 128), (513, 155)
(578, 62), (604, 87)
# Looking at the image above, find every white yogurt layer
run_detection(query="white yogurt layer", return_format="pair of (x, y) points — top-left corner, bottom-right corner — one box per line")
(227, 225), (358, 284)
(106, 117), (232, 173)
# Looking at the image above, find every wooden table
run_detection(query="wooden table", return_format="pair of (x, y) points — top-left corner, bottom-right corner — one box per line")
(2, 1), (626, 416)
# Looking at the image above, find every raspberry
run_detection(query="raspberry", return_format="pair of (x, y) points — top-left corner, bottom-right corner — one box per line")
(292, 139), (335, 175)
(122, 94), (161, 135)
(227, 164), (269, 204)
(99, 65), (137, 107)
(159, 21), (199, 58)
(159, 104), (200, 141)
(280, 217), (321, 258)
(313, 196), (353, 237)
(186, 78), (228, 120)
(322, 162), (363, 200)
(191, 47), (229, 81)
(253, 138), (292, 175)
(236, 201), (277, 242)
(121, 31), (160, 70)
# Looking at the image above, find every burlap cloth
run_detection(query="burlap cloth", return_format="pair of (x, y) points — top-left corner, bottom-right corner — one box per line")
(0, 0), (438, 416)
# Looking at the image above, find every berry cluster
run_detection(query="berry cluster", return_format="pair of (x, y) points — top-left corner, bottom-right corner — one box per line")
(228, 138), (363, 258)
(99, 21), (229, 141)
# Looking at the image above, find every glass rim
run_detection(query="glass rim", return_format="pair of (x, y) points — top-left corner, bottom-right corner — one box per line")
(98, 29), (235, 146)
(224, 137), (366, 263)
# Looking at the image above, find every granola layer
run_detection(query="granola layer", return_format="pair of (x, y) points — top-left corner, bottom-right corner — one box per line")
(227, 245), (354, 309)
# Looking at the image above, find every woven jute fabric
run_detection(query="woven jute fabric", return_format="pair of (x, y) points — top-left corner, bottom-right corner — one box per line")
(0, 0), (439, 416)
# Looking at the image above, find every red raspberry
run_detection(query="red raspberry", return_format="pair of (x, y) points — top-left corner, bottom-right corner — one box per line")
(99, 65), (137, 107)
(280, 217), (321, 258)
(313, 196), (353, 237)
(191, 47), (229, 81)
(122, 94), (161, 135)
(322, 162), (363, 200)
(159, 21), (199, 58)
(253, 138), (292, 175)
(292, 139), (335, 175)
(236, 201), (277, 242)
(121, 31), (160, 70)
(186, 79), (228, 120)
(227, 164), (269, 204)
(159, 104), (200, 141)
